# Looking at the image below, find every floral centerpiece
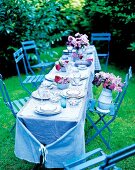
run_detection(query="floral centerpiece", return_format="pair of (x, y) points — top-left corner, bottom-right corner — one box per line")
(67, 33), (89, 50)
(67, 33), (90, 60)
(92, 72), (124, 92)
(54, 76), (70, 89)
(92, 72), (124, 110)
(55, 60), (69, 72)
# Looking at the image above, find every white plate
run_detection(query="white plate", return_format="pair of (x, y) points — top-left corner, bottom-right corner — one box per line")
(71, 81), (83, 86)
(32, 90), (50, 100)
(62, 89), (85, 99)
(78, 65), (87, 70)
(35, 104), (61, 116)
(40, 104), (56, 112)
(96, 107), (110, 114)
(41, 81), (52, 87)
(45, 74), (54, 82)
(80, 74), (88, 80)
(68, 98), (81, 106)
(66, 89), (80, 96)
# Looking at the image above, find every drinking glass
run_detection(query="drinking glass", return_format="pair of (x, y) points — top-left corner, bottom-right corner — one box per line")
(73, 70), (81, 87)
(67, 45), (73, 59)
(38, 84), (46, 105)
(67, 45), (73, 52)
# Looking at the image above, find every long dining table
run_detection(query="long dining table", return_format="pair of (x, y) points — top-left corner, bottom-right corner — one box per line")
(14, 45), (101, 168)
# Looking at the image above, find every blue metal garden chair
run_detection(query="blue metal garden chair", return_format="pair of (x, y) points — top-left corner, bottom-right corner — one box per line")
(86, 67), (132, 149)
(91, 33), (111, 71)
(13, 48), (45, 94)
(0, 74), (29, 132)
(21, 40), (54, 74)
(64, 144), (135, 170)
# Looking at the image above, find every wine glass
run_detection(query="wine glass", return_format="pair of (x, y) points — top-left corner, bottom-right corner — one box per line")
(38, 84), (47, 105)
(67, 45), (73, 59)
(73, 70), (81, 87)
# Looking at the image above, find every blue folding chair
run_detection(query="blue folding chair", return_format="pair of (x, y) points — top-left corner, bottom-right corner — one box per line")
(64, 144), (135, 170)
(0, 74), (29, 132)
(21, 40), (54, 74)
(91, 33), (111, 71)
(13, 48), (45, 94)
(86, 67), (132, 149)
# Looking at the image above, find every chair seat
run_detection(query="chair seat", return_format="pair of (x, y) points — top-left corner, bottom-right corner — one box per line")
(31, 62), (54, 69)
(23, 75), (44, 84)
(0, 74), (30, 132)
(11, 97), (29, 115)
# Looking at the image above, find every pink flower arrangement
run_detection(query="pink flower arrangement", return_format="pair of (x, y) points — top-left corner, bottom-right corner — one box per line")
(54, 76), (70, 84)
(55, 60), (69, 71)
(72, 52), (83, 60)
(67, 33), (89, 50)
(92, 72), (124, 92)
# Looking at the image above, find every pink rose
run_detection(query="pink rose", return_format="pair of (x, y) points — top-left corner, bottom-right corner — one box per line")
(54, 76), (62, 83)
(55, 64), (61, 71)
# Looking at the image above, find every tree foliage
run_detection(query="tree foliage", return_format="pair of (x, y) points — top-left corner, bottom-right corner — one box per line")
(0, 0), (134, 77)
(80, 0), (135, 68)
(0, 0), (76, 77)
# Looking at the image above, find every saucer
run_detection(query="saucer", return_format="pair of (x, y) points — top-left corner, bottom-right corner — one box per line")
(71, 81), (83, 86)
(45, 74), (54, 82)
(80, 74), (88, 80)
(68, 98), (81, 106)
(66, 89), (80, 97)
(32, 90), (50, 100)
(61, 89), (85, 99)
(78, 65), (87, 70)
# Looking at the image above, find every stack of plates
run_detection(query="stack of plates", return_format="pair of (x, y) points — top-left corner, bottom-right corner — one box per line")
(35, 104), (61, 116)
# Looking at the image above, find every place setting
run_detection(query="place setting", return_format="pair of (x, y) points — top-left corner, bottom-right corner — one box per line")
(61, 88), (85, 99)
(34, 103), (62, 116)
(31, 84), (51, 101)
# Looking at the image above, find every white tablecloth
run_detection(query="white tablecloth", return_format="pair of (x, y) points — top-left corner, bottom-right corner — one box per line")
(14, 45), (100, 168)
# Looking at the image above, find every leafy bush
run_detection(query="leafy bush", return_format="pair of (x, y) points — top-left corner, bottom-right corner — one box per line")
(80, 0), (135, 70)
(0, 0), (76, 77)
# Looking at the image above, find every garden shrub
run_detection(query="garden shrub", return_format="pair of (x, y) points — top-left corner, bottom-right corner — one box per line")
(0, 0), (77, 77)
(80, 0), (135, 70)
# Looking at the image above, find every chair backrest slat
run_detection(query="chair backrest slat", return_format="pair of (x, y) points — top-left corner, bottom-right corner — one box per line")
(91, 33), (111, 71)
(13, 48), (29, 77)
(21, 40), (41, 74)
(22, 40), (40, 62)
(91, 33), (111, 41)
(0, 74), (16, 117)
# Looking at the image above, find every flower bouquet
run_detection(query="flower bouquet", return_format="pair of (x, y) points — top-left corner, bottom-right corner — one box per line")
(67, 33), (90, 60)
(92, 72), (124, 110)
(54, 76), (70, 90)
(92, 72), (124, 92)
(55, 60), (69, 72)
(67, 32), (89, 49)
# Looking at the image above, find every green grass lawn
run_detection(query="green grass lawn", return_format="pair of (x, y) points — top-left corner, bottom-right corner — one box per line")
(0, 47), (135, 170)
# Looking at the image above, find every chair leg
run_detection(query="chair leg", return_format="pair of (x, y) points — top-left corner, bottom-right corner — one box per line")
(10, 122), (16, 133)
(105, 56), (109, 72)
(86, 113), (112, 149)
